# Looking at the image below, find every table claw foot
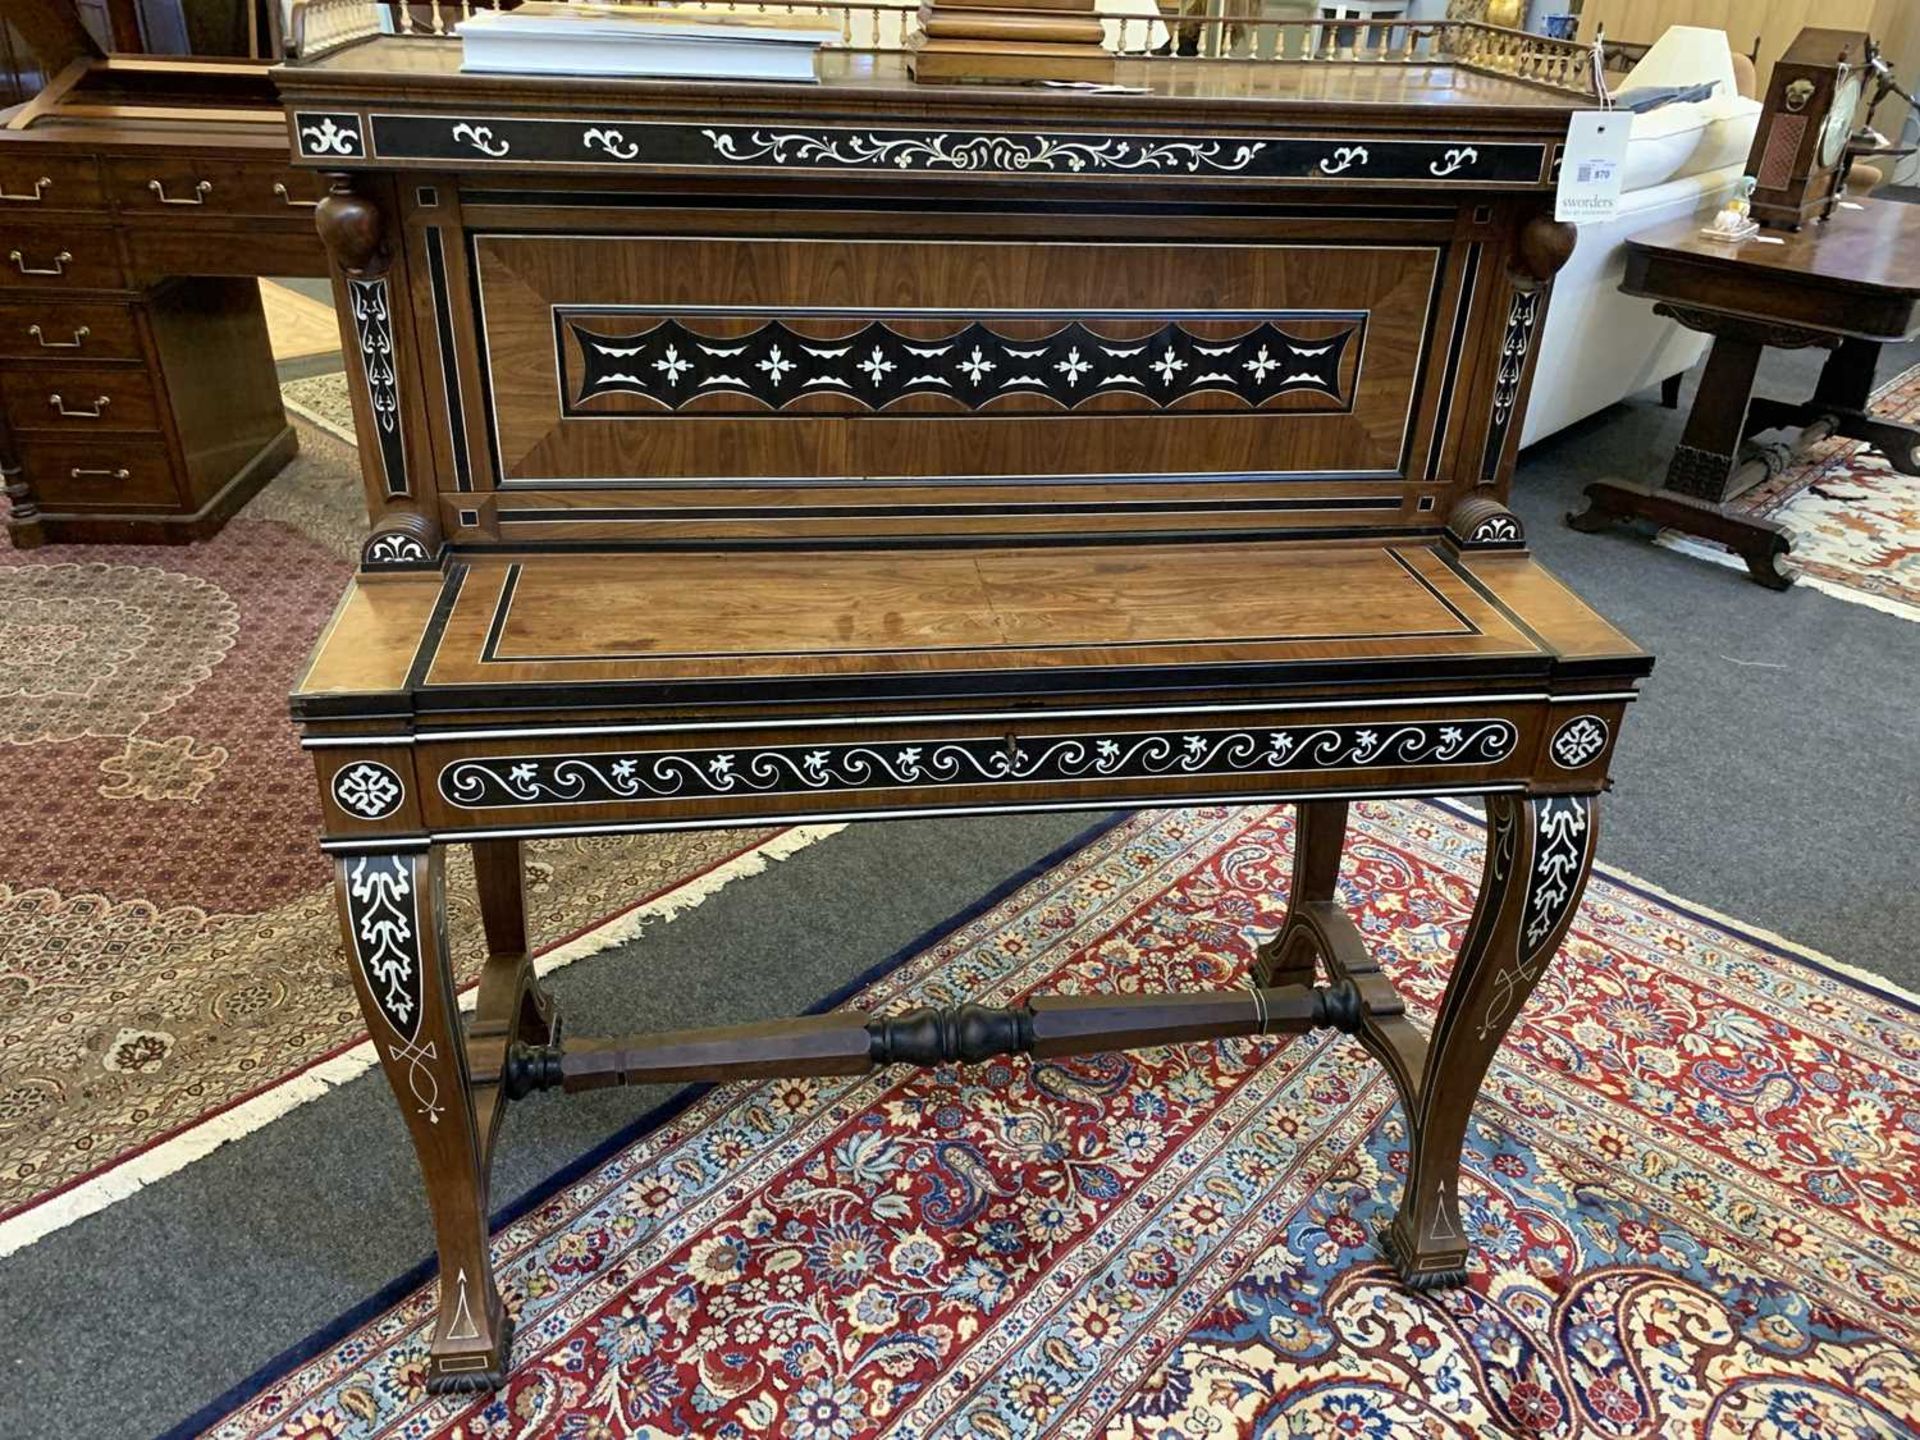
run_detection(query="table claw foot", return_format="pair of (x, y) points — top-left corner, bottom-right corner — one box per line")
(1738, 531), (1796, 590)
(1565, 482), (1626, 533)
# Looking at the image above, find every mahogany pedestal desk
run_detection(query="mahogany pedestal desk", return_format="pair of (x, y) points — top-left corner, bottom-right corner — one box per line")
(278, 37), (1653, 1391)
(0, 53), (331, 545)
(1569, 198), (1920, 588)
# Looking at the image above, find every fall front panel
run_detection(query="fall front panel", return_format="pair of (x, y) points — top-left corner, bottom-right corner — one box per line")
(465, 233), (1442, 501)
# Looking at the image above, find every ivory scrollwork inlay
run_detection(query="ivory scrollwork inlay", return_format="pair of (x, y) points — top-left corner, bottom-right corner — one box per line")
(364, 532), (432, 568)
(700, 128), (1270, 175)
(297, 114), (361, 157)
(1318, 145), (1370, 175)
(1476, 795), (1595, 1040)
(439, 720), (1520, 809)
(451, 122), (510, 157)
(582, 126), (642, 160)
(1428, 146), (1479, 177)
(1468, 514), (1521, 544)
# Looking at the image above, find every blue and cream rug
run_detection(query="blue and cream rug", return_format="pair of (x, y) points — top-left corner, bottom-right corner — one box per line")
(186, 800), (1920, 1439)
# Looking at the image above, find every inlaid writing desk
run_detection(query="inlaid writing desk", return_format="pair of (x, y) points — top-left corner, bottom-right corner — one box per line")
(1570, 199), (1920, 588)
(278, 37), (1652, 1391)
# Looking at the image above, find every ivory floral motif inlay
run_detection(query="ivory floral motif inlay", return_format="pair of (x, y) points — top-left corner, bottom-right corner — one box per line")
(345, 855), (421, 1041)
(1549, 715), (1608, 769)
(568, 317), (1356, 414)
(332, 762), (405, 821)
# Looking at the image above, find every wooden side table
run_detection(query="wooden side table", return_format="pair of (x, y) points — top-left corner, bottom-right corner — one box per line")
(1568, 199), (1920, 588)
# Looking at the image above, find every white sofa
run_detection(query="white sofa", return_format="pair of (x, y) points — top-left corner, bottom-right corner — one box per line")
(1520, 28), (1761, 449)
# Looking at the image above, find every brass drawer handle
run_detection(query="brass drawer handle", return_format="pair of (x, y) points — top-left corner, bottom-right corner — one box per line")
(49, 393), (110, 418)
(148, 178), (212, 206)
(272, 182), (320, 211)
(28, 323), (89, 349)
(69, 465), (130, 479)
(9, 249), (72, 276)
(0, 176), (52, 203)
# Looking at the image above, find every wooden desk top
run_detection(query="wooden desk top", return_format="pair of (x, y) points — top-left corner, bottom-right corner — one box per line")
(1622, 199), (1920, 343)
(1625, 199), (1920, 299)
(295, 541), (1650, 719)
(280, 37), (1586, 127)
(3, 56), (289, 154)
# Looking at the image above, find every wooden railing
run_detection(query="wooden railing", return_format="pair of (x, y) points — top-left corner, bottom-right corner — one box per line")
(287, 0), (1605, 99)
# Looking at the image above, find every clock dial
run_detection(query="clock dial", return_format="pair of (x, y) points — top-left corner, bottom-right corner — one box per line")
(1821, 70), (1864, 167)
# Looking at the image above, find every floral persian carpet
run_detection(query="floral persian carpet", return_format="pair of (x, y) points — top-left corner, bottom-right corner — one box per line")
(192, 800), (1920, 1440)
(0, 413), (807, 1250)
(1664, 361), (1920, 620)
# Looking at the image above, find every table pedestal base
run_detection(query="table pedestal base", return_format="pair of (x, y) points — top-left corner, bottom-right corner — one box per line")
(1568, 321), (1917, 590)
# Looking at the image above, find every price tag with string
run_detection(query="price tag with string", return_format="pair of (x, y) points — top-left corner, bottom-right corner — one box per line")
(1555, 110), (1629, 224)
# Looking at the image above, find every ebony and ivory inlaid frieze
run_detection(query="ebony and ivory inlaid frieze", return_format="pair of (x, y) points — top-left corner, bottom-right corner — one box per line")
(438, 720), (1520, 809)
(564, 316), (1358, 416)
(334, 114), (1549, 185)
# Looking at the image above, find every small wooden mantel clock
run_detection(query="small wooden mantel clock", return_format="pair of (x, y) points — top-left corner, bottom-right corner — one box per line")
(1745, 27), (1872, 229)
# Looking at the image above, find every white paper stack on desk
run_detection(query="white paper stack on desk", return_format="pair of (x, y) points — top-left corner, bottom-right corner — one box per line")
(456, 3), (838, 83)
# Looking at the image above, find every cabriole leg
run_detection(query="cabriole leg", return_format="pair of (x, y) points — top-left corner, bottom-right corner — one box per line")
(334, 845), (510, 1392)
(1254, 799), (1348, 988)
(1385, 793), (1599, 1287)
(470, 839), (557, 1161)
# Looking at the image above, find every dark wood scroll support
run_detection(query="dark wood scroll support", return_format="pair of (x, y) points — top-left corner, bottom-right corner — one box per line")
(1570, 311), (1920, 590)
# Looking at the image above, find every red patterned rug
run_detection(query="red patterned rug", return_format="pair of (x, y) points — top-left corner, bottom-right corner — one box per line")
(189, 800), (1920, 1440)
(1663, 361), (1920, 619)
(0, 419), (813, 1247)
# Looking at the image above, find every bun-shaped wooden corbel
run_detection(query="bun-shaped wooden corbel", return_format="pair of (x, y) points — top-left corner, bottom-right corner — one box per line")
(360, 507), (443, 572)
(1444, 493), (1526, 552)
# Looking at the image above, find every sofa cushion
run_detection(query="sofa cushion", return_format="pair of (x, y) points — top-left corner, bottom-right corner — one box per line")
(1620, 95), (1761, 191)
(1614, 26), (1761, 192)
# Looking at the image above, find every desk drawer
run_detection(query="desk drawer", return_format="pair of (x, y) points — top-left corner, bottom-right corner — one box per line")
(108, 157), (328, 220)
(0, 233), (124, 291)
(17, 437), (180, 509)
(0, 299), (143, 361)
(0, 156), (105, 213)
(4, 364), (162, 433)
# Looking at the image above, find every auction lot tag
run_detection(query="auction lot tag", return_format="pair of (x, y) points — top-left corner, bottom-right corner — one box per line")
(1555, 110), (1629, 223)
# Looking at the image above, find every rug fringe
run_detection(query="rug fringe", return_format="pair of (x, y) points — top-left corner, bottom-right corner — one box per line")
(1426, 796), (1920, 1008)
(0, 824), (844, 1261)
